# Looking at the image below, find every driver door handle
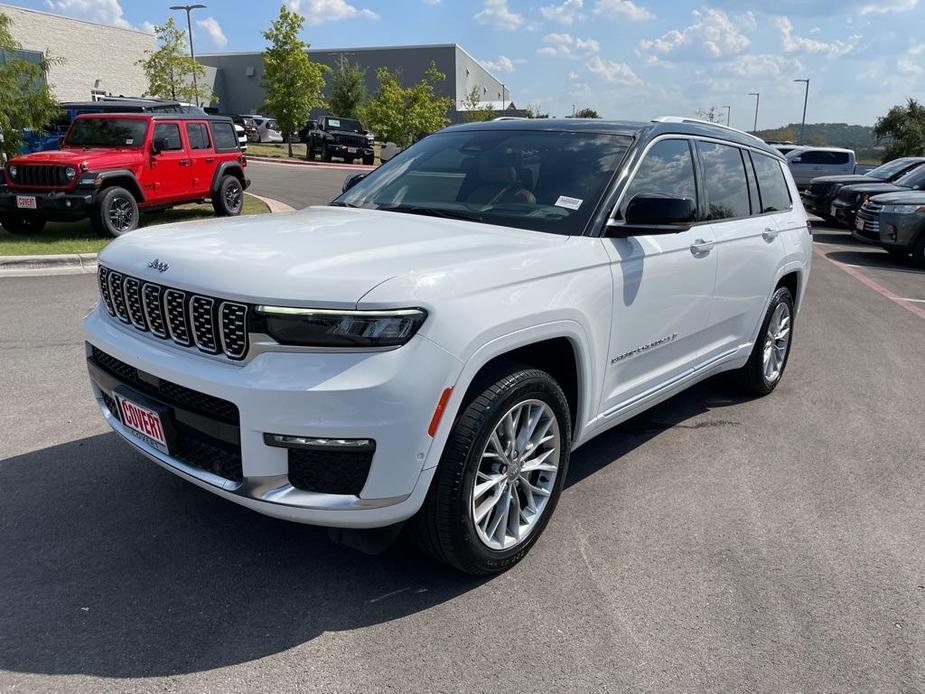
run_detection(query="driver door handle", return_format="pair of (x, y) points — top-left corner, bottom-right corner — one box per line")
(762, 227), (781, 242)
(690, 239), (714, 255)
(178, 160), (191, 167)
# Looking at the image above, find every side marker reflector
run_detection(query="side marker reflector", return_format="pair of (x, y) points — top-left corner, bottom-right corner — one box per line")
(427, 387), (453, 437)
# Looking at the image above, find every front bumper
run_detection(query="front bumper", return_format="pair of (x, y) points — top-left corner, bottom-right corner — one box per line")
(800, 191), (827, 217)
(878, 212), (925, 251)
(832, 200), (857, 227)
(84, 306), (462, 528)
(0, 186), (96, 216)
(329, 143), (373, 157)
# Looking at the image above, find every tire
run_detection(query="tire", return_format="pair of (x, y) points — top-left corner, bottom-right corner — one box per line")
(913, 234), (925, 268)
(212, 175), (244, 217)
(307, 143), (316, 161)
(92, 186), (139, 238)
(322, 143), (332, 162)
(362, 154), (375, 166)
(413, 365), (572, 575)
(0, 214), (46, 235)
(735, 286), (795, 396)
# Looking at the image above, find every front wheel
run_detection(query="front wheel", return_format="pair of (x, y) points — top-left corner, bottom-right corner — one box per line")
(414, 366), (571, 574)
(322, 143), (332, 162)
(92, 186), (139, 238)
(735, 286), (795, 396)
(212, 175), (244, 217)
(0, 214), (46, 235)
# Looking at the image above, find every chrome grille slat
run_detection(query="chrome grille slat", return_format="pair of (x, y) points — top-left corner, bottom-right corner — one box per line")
(96, 265), (251, 360)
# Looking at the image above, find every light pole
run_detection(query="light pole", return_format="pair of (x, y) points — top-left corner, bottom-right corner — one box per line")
(748, 92), (760, 132)
(794, 78), (810, 145)
(170, 4), (206, 107)
(723, 105), (731, 127)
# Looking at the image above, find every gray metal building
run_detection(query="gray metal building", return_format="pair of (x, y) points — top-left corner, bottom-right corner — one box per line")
(198, 43), (514, 119)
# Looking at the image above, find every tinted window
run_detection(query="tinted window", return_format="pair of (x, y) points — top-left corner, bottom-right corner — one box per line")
(186, 123), (211, 150)
(153, 123), (183, 151)
(620, 139), (697, 218)
(698, 142), (750, 220)
(797, 151), (825, 164)
(829, 152), (850, 165)
(868, 158), (917, 180)
(752, 153), (793, 213)
(211, 122), (238, 150)
(65, 118), (148, 148)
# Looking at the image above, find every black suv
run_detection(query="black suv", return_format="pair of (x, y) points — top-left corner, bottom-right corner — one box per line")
(302, 116), (374, 165)
(832, 162), (925, 233)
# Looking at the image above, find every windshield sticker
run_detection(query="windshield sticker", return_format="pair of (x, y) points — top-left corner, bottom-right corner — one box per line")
(125, 138), (134, 145)
(555, 195), (583, 210)
(328, 119), (341, 128)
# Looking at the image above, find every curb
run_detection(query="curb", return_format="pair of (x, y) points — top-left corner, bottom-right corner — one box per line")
(0, 193), (294, 276)
(247, 155), (375, 172)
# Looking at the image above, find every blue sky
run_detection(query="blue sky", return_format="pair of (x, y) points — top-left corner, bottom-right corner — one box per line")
(12, 0), (925, 127)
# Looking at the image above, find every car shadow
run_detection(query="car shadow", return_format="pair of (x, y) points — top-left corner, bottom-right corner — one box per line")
(811, 231), (854, 245)
(0, 375), (747, 678)
(824, 249), (923, 272)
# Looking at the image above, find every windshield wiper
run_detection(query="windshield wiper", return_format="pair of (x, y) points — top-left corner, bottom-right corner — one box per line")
(377, 205), (483, 223)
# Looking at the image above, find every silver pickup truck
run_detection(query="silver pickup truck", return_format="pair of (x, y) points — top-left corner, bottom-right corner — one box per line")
(786, 147), (861, 188)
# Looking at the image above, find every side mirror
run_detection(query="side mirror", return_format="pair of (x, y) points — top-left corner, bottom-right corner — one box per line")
(152, 137), (169, 154)
(607, 194), (696, 236)
(342, 172), (367, 192)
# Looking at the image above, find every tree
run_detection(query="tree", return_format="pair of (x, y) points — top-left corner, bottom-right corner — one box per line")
(327, 55), (367, 118)
(571, 107), (600, 118)
(523, 104), (550, 119)
(360, 62), (453, 147)
(261, 4), (326, 157)
(874, 98), (925, 162)
(0, 11), (62, 160)
(138, 18), (214, 105)
(460, 86), (494, 122)
(696, 106), (724, 123)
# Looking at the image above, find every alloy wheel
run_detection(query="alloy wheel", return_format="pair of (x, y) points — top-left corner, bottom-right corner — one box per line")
(225, 181), (242, 212)
(762, 302), (792, 383)
(108, 196), (135, 232)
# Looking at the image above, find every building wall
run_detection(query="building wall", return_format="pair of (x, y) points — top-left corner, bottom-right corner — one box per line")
(454, 46), (508, 111)
(0, 3), (154, 102)
(198, 44), (505, 118)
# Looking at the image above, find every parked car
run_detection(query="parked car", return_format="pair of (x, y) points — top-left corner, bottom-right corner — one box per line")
(304, 115), (375, 165)
(863, 192), (925, 264)
(83, 116), (811, 574)
(246, 116), (282, 143)
(766, 141), (799, 156)
(786, 147), (857, 188)
(832, 162), (925, 232)
(0, 113), (249, 237)
(800, 156), (925, 223)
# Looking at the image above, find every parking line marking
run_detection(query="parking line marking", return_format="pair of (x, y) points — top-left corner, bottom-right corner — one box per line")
(814, 247), (925, 321)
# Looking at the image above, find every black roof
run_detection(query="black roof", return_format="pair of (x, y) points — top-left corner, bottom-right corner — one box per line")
(61, 99), (182, 109)
(444, 117), (782, 159)
(72, 111), (234, 123)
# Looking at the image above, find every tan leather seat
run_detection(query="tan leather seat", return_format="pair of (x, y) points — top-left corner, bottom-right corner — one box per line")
(467, 159), (536, 205)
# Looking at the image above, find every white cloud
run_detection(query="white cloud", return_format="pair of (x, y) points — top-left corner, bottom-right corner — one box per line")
(640, 9), (753, 60)
(480, 55), (522, 73)
(774, 16), (859, 56)
(474, 0), (524, 30)
(586, 56), (641, 84)
(140, 20), (155, 34)
(537, 32), (600, 58)
(857, 0), (918, 13)
(897, 43), (925, 74)
(540, 0), (584, 25)
(421, 0), (442, 4)
(288, 0), (379, 25)
(43, 0), (133, 29)
(195, 16), (227, 48)
(718, 53), (803, 78)
(593, 0), (654, 21)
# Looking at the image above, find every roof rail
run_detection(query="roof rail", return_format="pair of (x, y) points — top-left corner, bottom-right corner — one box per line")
(653, 116), (766, 145)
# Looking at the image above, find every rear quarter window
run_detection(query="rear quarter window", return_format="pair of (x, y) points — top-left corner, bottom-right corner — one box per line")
(751, 152), (793, 213)
(211, 122), (239, 151)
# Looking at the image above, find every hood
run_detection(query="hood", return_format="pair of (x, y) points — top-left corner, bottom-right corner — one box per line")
(809, 174), (881, 186)
(871, 190), (925, 205)
(98, 206), (568, 307)
(9, 147), (139, 169)
(836, 182), (905, 200)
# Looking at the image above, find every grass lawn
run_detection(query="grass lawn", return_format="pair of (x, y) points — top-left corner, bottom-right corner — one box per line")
(0, 194), (269, 257)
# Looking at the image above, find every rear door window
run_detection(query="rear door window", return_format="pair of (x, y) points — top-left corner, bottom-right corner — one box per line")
(697, 141), (750, 220)
(211, 121), (239, 151)
(185, 123), (211, 150)
(751, 152), (793, 213)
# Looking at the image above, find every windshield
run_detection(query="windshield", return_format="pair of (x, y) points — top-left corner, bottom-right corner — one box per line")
(326, 117), (363, 133)
(65, 118), (148, 148)
(895, 163), (925, 189)
(334, 129), (631, 235)
(869, 158), (918, 180)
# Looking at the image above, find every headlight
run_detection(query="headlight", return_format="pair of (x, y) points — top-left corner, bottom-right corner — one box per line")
(883, 204), (925, 214)
(9, 165), (17, 178)
(65, 166), (77, 180)
(254, 306), (427, 348)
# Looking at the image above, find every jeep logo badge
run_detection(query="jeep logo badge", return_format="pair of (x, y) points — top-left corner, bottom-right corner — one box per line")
(147, 258), (169, 273)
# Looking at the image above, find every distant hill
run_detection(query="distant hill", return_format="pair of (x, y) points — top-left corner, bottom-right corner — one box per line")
(755, 122), (885, 163)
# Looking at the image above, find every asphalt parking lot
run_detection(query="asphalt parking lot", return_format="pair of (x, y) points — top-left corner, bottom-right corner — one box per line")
(1, 163), (923, 692)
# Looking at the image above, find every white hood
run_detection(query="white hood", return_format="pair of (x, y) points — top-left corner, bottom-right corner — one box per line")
(98, 206), (567, 307)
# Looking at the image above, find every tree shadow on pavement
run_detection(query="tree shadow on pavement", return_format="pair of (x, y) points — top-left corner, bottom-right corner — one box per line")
(0, 376), (748, 678)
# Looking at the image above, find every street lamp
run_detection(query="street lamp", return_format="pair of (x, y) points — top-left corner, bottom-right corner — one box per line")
(170, 4), (207, 107)
(722, 105), (731, 127)
(794, 78), (810, 145)
(748, 92), (760, 132)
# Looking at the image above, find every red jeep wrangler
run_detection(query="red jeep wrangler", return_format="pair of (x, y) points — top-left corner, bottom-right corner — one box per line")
(0, 113), (249, 237)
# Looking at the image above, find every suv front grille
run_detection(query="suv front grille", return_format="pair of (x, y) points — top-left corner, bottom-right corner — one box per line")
(14, 164), (69, 187)
(98, 265), (249, 360)
(335, 133), (368, 148)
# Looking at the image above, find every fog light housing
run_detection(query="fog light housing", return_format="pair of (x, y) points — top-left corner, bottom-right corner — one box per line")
(264, 434), (376, 496)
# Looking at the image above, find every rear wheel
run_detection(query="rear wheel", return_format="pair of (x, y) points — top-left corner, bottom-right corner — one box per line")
(735, 286), (795, 396)
(212, 175), (244, 217)
(92, 186), (138, 238)
(0, 213), (46, 235)
(414, 366), (571, 574)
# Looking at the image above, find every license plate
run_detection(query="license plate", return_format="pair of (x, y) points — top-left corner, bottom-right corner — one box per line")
(347, 147), (358, 154)
(116, 393), (170, 454)
(855, 215), (864, 231)
(16, 195), (37, 210)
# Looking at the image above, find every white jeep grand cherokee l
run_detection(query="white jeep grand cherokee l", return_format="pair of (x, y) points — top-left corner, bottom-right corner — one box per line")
(85, 117), (811, 574)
